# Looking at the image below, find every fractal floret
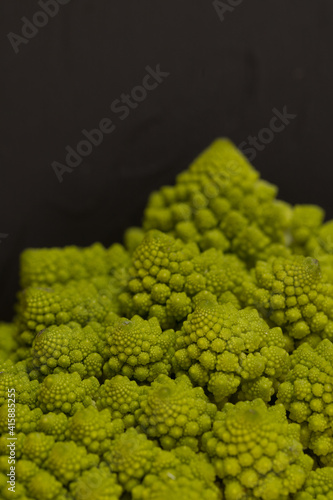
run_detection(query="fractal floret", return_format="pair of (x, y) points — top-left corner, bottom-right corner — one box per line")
(103, 315), (176, 382)
(244, 254), (333, 342)
(37, 372), (99, 415)
(118, 229), (200, 326)
(201, 399), (313, 500)
(31, 322), (106, 379)
(20, 242), (130, 288)
(65, 405), (124, 454)
(0, 138), (333, 499)
(294, 467), (333, 499)
(131, 445), (221, 500)
(96, 375), (145, 428)
(119, 228), (252, 328)
(134, 374), (217, 451)
(143, 139), (292, 263)
(173, 295), (289, 404)
(277, 339), (333, 465)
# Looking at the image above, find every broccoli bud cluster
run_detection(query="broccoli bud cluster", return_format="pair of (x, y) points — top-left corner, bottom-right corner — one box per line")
(1, 139), (333, 499)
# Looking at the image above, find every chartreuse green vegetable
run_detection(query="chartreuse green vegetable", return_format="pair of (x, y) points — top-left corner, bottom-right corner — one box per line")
(20, 242), (130, 288)
(104, 428), (156, 492)
(0, 403), (42, 434)
(290, 205), (333, 284)
(0, 323), (19, 363)
(277, 339), (333, 466)
(243, 255), (333, 343)
(131, 444), (221, 500)
(135, 374), (217, 451)
(70, 465), (123, 500)
(0, 360), (39, 407)
(103, 315), (176, 382)
(37, 372), (99, 415)
(96, 375), (146, 428)
(31, 322), (106, 379)
(65, 405), (124, 454)
(118, 229), (200, 326)
(173, 295), (289, 404)
(36, 412), (68, 441)
(21, 432), (55, 466)
(104, 428), (221, 499)
(201, 399), (313, 499)
(1, 138), (333, 499)
(16, 277), (119, 346)
(118, 229), (252, 329)
(143, 139), (292, 263)
(294, 467), (333, 499)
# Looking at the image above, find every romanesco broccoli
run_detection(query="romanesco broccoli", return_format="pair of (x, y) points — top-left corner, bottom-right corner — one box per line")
(1, 138), (333, 499)
(202, 399), (313, 499)
(135, 374), (217, 451)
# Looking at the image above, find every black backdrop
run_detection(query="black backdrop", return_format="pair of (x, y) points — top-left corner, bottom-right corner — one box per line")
(1, 0), (333, 320)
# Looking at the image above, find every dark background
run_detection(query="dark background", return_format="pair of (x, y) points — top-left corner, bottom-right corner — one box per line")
(0, 0), (333, 321)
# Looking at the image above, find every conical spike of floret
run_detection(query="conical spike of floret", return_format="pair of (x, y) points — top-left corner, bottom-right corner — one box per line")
(103, 315), (176, 382)
(174, 297), (289, 404)
(20, 241), (130, 288)
(201, 398), (313, 499)
(135, 374), (217, 451)
(244, 255), (333, 342)
(143, 139), (293, 264)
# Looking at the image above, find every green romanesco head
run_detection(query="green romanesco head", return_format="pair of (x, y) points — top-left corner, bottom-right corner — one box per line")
(135, 374), (217, 451)
(96, 375), (146, 428)
(277, 339), (333, 465)
(15, 458), (39, 485)
(245, 255), (333, 341)
(66, 405), (124, 455)
(124, 226), (145, 254)
(305, 219), (333, 284)
(37, 371), (99, 415)
(0, 361), (39, 407)
(119, 229), (200, 326)
(21, 432), (55, 466)
(104, 315), (176, 382)
(70, 465), (123, 500)
(36, 411), (68, 441)
(17, 278), (116, 343)
(45, 440), (99, 485)
(27, 469), (65, 500)
(119, 229), (255, 328)
(20, 242), (113, 288)
(0, 323), (19, 363)
(294, 467), (333, 499)
(142, 139), (292, 264)
(32, 322), (105, 379)
(104, 428), (157, 492)
(202, 398), (313, 500)
(174, 297), (289, 404)
(0, 431), (26, 461)
(191, 249), (253, 304)
(0, 402), (42, 434)
(290, 205), (325, 250)
(132, 446), (221, 500)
